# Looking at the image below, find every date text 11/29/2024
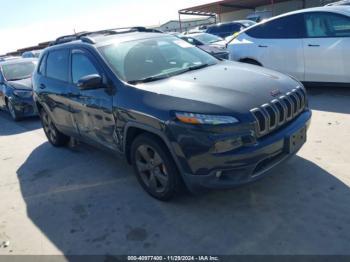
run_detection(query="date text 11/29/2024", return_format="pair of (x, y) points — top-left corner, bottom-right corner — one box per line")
(127, 256), (220, 261)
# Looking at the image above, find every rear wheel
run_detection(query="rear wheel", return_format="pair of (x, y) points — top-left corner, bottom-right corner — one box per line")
(40, 109), (70, 147)
(7, 100), (20, 121)
(130, 134), (183, 201)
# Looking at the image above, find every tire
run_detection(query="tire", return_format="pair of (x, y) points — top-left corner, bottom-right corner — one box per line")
(130, 133), (183, 201)
(40, 109), (70, 147)
(7, 100), (20, 121)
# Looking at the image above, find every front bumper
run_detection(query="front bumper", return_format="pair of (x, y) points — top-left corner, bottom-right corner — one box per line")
(10, 97), (37, 117)
(169, 110), (312, 190)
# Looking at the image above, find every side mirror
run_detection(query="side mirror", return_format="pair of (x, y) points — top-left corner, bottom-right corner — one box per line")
(77, 74), (103, 90)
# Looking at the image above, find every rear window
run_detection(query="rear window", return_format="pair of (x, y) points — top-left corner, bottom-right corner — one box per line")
(46, 49), (69, 82)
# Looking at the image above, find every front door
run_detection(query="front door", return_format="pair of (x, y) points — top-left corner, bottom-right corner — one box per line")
(69, 49), (115, 150)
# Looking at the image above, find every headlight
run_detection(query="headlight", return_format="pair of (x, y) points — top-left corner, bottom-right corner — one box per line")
(13, 90), (33, 98)
(175, 112), (239, 125)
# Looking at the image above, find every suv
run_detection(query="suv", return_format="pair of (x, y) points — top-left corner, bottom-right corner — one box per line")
(33, 27), (312, 201)
(0, 58), (38, 120)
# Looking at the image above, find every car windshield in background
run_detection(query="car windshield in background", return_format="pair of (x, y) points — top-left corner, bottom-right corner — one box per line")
(98, 36), (218, 84)
(193, 33), (224, 44)
(2, 61), (37, 81)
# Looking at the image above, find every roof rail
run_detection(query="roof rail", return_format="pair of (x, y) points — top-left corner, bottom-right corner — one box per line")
(50, 27), (163, 46)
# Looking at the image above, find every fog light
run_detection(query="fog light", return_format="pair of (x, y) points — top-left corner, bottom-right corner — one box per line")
(216, 171), (222, 178)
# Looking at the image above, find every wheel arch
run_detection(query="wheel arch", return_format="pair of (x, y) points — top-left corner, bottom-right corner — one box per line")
(123, 123), (184, 176)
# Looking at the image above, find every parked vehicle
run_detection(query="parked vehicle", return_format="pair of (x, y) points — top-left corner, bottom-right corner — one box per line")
(326, 0), (350, 6)
(227, 6), (350, 85)
(0, 58), (38, 120)
(246, 11), (272, 22)
(22, 50), (42, 58)
(179, 33), (229, 59)
(206, 20), (256, 38)
(33, 27), (311, 201)
(0, 56), (21, 62)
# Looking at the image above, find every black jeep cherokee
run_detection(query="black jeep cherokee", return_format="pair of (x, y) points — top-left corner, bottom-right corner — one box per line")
(33, 28), (312, 200)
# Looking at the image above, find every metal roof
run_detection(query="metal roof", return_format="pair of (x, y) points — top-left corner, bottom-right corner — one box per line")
(179, 0), (292, 15)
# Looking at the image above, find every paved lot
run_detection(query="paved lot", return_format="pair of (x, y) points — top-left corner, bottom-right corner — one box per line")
(0, 87), (349, 255)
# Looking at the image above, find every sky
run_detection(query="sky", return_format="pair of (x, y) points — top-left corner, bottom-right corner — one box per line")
(0, 0), (213, 54)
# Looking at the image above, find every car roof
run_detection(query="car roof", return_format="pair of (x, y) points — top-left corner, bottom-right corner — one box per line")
(44, 31), (167, 52)
(208, 21), (243, 27)
(0, 58), (37, 66)
(236, 6), (350, 35)
(273, 5), (350, 18)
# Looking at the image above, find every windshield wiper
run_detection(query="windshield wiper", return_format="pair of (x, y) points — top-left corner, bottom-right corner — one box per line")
(127, 64), (212, 84)
(181, 63), (211, 73)
(127, 74), (169, 85)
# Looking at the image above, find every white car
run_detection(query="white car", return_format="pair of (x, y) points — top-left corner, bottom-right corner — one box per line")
(227, 6), (350, 85)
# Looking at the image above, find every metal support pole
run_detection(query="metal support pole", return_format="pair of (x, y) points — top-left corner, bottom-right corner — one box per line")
(178, 12), (182, 33)
(271, 0), (275, 16)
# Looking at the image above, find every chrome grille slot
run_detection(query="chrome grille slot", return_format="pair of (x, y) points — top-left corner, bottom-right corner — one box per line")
(289, 92), (299, 115)
(251, 108), (268, 135)
(251, 87), (307, 138)
(281, 96), (293, 120)
(262, 104), (278, 130)
(272, 99), (286, 125)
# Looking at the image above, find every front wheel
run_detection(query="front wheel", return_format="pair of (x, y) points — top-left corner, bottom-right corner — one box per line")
(131, 134), (183, 201)
(40, 109), (70, 147)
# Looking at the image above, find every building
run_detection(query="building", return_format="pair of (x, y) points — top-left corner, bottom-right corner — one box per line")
(179, 0), (339, 25)
(155, 17), (215, 32)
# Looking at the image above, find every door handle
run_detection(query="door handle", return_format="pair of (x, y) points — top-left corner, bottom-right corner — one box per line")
(39, 84), (46, 89)
(308, 44), (320, 47)
(258, 45), (268, 48)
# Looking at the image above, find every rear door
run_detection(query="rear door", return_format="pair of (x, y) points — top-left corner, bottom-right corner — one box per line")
(69, 49), (115, 150)
(303, 11), (350, 83)
(38, 49), (77, 134)
(244, 14), (305, 81)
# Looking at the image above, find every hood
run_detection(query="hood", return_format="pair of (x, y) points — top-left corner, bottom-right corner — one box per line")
(135, 61), (302, 117)
(7, 78), (32, 90)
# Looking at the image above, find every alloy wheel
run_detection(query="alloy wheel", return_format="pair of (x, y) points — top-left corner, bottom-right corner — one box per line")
(135, 145), (169, 193)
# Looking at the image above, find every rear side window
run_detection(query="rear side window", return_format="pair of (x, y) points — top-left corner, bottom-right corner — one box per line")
(46, 49), (69, 82)
(246, 14), (305, 39)
(305, 12), (350, 37)
(38, 53), (47, 75)
(71, 52), (99, 84)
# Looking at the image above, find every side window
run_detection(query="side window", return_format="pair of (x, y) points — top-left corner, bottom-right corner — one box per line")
(38, 53), (47, 75)
(305, 12), (350, 38)
(46, 49), (69, 82)
(246, 14), (304, 39)
(71, 52), (99, 84)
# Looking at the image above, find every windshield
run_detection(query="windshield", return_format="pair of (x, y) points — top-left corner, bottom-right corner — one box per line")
(1, 61), (36, 81)
(194, 33), (224, 44)
(98, 36), (218, 83)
